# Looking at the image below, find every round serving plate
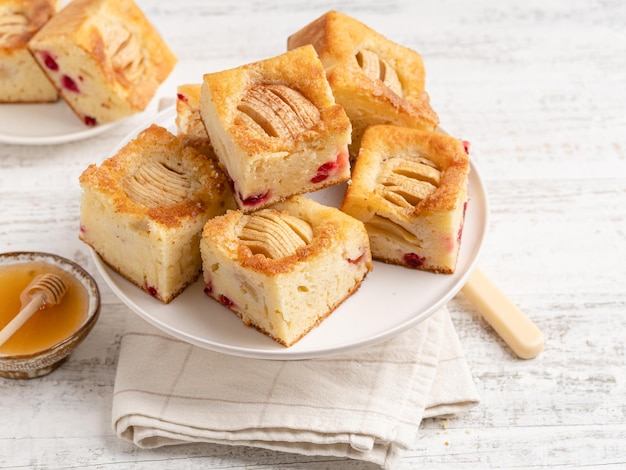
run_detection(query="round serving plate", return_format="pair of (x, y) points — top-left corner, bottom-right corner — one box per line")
(93, 107), (488, 360)
(0, 101), (124, 145)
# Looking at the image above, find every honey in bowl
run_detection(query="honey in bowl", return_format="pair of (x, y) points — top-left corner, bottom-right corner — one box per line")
(0, 261), (89, 356)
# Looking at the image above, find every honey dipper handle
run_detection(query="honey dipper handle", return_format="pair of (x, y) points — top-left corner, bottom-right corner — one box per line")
(0, 293), (46, 347)
(462, 268), (545, 359)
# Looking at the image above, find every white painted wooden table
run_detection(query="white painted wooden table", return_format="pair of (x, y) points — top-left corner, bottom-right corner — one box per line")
(1, 1), (625, 468)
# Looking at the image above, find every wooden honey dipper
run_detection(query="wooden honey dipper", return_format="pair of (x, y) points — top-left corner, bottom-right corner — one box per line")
(0, 273), (68, 347)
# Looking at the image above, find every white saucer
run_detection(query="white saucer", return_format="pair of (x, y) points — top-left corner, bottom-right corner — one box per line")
(0, 101), (123, 145)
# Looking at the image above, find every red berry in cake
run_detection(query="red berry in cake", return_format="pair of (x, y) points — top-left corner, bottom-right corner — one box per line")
(83, 116), (97, 127)
(311, 160), (338, 183)
(403, 252), (425, 268)
(41, 52), (58, 71)
(177, 93), (188, 102)
(462, 140), (470, 154)
(240, 191), (270, 207)
(62, 75), (80, 93)
(219, 295), (235, 308)
(311, 147), (349, 184)
(145, 285), (158, 297)
(203, 281), (213, 295)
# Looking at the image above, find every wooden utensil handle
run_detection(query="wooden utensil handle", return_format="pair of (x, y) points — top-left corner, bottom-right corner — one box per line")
(0, 293), (45, 347)
(462, 268), (544, 359)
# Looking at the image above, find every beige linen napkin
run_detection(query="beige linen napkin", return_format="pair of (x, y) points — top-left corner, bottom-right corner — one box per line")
(112, 307), (479, 469)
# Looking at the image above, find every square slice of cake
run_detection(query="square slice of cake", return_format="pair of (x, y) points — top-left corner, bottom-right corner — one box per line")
(0, 0), (58, 103)
(175, 83), (216, 159)
(199, 45), (352, 212)
(340, 125), (470, 274)
(79, 124), (236, 304)
(200, 195), (373, 347)
(288, 10), (439, 159)
(28, 0), (176, 126)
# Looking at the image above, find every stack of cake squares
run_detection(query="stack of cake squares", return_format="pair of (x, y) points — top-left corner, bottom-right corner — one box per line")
(78, 10), (470, 348)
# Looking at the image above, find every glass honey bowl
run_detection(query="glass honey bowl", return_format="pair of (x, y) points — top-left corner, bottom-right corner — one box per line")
(0, 252), (101, 379)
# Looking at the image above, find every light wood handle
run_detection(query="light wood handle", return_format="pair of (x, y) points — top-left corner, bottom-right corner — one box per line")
(462, 268), (544, 359)
(0, 293), (45, 347)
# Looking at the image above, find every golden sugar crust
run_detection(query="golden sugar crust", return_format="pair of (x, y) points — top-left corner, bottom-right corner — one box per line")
(287, 10), (438, 128)
(203, 195), (371, 276)
(347, 125), (469, 213)
(79, 124), (232, 228)
(201, 45), (351, 155)
(177, 133), (217, 160)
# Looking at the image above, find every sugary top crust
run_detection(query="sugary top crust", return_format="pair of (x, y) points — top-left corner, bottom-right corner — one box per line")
(28, 0), (176, 109)
(287, 10), (438, 128)
(79, 124), (233, 228)
(201, 45), (351, 155)
(343, 125), (470, 214)
(203, 195), (372, 276)
(0, 0), (56, 49)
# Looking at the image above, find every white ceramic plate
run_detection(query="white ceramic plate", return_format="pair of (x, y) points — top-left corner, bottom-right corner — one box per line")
(92, 107), (488, 360)
(0, 101), (123, 145)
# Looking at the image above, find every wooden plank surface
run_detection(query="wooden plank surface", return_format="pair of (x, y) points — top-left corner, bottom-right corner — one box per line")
(1, 0), (624, 468)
